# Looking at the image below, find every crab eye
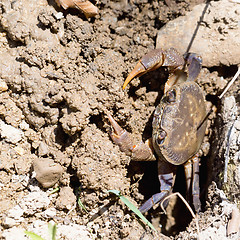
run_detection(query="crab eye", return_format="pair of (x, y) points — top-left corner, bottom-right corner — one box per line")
(166, 89), (176, 103)
(156, 129), (167, 145)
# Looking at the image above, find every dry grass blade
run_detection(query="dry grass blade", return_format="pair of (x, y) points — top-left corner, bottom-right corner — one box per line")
(219, 66), (240, 99)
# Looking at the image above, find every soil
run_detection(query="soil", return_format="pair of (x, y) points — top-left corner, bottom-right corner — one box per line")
(0, 0), (240, 239)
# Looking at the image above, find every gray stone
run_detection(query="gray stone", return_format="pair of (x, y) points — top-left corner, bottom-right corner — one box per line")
(156, 0), (240, 67)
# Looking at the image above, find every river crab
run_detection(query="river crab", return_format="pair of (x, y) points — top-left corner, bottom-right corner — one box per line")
(108, 48), (207, 213)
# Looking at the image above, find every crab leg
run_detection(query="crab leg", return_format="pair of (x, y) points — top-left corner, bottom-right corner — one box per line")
(184, 155), (201, 213)
(139, 159), (177, 213)
(123, 48), (185, 90)
(192, 156), (201, 212)
(184, 159), (192, 202)
(108, 114), (155, 161)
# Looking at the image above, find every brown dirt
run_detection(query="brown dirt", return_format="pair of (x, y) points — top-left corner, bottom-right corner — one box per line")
(0, 0), (239, 239)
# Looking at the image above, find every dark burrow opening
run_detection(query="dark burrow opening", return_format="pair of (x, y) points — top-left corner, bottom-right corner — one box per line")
(129, 155), (209, 236)
(135, 162), (190, 236)
(209, 64), (238, 79)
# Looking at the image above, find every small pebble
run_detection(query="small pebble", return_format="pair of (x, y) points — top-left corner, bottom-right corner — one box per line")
(234, 119), (240, 130)
(55, 186), (76, 210)
(54, 12), (64, 20)
(19, 120), (29, 130)
(0, 79), (8, 92)
(41, 208), (56, 219)
(0, 120), (23, 144)
(38, 141), (49, 156)
(33, 158), (63, 188)
(14, 146), (25, 155)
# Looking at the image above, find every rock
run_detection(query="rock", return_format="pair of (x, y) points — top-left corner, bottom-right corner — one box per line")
(6, 221), (92, 240)
(3, 205), (24, 228)
(41, 208), (57, 219)
(227, 206), (240, 236)
(56, 186), (76, 210)
(0, 79), (8, 92)
(33, 158), (63, 188)
(8, 205), (24, 220)
(57, 223), (92, 240)
(234, 120), (240, 131)
(3, 190), (51, 230)
(1, 227), (26, 240)
(18, 190), (50, 215)
(13, 146), (25, 155)
(17, 189), (50, 216)
(0, 120), (23, 144)
(3, 217), (18, 228)
(19, 120), (29, 130)
(156, 0), (240, 67)
(38, 141), (49, 156)
(222, 96), (237, 123)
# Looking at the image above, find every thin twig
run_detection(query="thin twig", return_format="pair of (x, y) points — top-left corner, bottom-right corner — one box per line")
(160, 192), (200, 237)
(219, 66), (240, 99)
(224, 121), (235, 183)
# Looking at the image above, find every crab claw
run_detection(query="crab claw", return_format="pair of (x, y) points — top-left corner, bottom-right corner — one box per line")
(107, 113), (125, 138)
(107, 114), (134, 155)
(123, 49), (166, 89)
(107, 114), (155, 161)
(123, 48), (186, 90)
(184, 53), (202, 82)
(123, 62), (146, 90)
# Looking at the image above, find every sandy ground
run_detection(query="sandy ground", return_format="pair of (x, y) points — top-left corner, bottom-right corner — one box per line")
(0, 0), (239, 239)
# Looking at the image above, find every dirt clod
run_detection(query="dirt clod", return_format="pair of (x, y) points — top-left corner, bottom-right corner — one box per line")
(56, 186), (76, 210)
(33, 158), (64, 188)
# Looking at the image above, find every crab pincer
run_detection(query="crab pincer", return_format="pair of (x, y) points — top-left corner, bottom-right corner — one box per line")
(108, 113), (155, 162)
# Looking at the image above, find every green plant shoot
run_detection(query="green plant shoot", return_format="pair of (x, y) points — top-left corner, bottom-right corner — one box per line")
(108, 190), (156, 231)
